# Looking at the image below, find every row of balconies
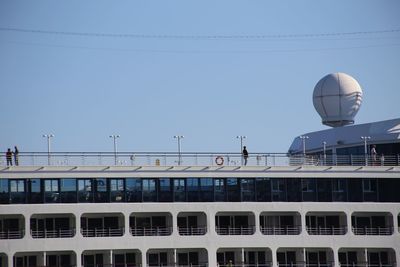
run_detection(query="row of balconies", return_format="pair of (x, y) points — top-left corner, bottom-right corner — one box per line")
(0, 247), (397, 267)
(0, 211), (398, 239)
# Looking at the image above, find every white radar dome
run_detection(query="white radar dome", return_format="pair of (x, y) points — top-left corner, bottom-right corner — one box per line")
(313, 72), (363, 127)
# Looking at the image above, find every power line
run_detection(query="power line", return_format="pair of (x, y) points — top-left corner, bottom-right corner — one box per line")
(1, 27), (400, 40)
(3, 40), (400, 54)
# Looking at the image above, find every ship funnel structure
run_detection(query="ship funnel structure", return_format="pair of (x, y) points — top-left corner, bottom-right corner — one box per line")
(313, 72), (363, 127)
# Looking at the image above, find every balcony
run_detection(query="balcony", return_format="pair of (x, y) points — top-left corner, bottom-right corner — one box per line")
(178, 212), (207, 236)
(81, 213), (124, 237)
(306, 212), (347, 235)
(13, 251), (76, 267)
(147, 249), (208, 267)
(352, 212), (394, 236)
(260, 212), (301, 235)
(0, 214), (25, 239)
(31, 214), (75, 238)
(217, 248), (272, 267)
(339, 248), (396, 267)
(216, 212), (255, 236)
(130, 213), (172, 236)
(277, 248), (334, 267)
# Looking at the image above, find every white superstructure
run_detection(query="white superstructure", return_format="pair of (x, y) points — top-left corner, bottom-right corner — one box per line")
(1, 163), (400, 267)
(1, 74), (399, 267)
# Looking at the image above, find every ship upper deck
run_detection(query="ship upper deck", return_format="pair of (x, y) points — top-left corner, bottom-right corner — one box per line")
(1, 151), (400, 168)
(1, 152), (399, 179)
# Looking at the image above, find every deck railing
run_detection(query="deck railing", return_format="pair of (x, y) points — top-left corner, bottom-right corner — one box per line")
(218, 264), (272, 267)
(147, 263), (208, 267)
(31, 228), (75, 238)
(352, 226), (393, 235)
(1, 152), (399, 167)
(0, 229), (24, 239)
(178, 226), (207, 235)
(130, 226), (172, 236)
(81, 227), (124, 237)
(339, 263), (396, 267)
(277, 263), (334, 267)
(260, 226), (301, 235)
(306, 226), (347, 235)
(215, 226), (255, 235)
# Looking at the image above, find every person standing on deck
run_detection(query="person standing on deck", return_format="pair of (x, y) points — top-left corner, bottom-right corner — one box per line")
(242, 146), (249, 166)
(14, 146), (19, 166)
(6, 148), (12, 166)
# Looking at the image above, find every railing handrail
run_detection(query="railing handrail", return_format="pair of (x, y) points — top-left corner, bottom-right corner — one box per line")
(31, 228), (75, 238)
(81, 227), (124, 237)
(352, 226), (393, 235)
(129, 226), (173, 236)
(0, 229), (24, 239)
(306, 226), (347, 235)
(178, 226), (207, 235)
(1, 153), (399, 167)
(215, 225), (255, 235)
(260, 225), (302, 235)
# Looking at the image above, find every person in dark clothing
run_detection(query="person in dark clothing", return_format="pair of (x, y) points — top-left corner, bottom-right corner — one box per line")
(14, 146), (19, 166)
(242, 146), (249, 166)
(6, 148), (12, 166)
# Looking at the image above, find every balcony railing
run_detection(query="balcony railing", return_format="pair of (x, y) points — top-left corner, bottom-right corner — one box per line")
(81, 227), (124, 237)
(0, 229), (24, 239)
(130, 226), (172, 236)
(352, 226), (393, 235)
(218, 264), (272, 267)
(1, 152), (399, 167)
(31, 228), (75, 238)
(260, 225), (301, 235)
(306, 226), (347, 235)
(147, 263), (208, 267)
(216, 226), (255, 235)
(278, 263), (333, 267)
(178, 226), (207, 235)
(339, 263), (396, 267)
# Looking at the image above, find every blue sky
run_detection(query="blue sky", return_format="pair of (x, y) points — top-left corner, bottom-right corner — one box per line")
(0, 0), (399, 153)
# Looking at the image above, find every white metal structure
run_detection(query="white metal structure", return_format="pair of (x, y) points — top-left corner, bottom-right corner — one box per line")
(0, 164), (400, 267)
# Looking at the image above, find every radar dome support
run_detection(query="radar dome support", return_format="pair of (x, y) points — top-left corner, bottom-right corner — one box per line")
(313, 72), (363, 127)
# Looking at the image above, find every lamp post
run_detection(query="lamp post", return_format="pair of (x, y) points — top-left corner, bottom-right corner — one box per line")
(174, 135), (184, 165)
(361, 136), (371, 166)
(42, 134), (54, 165)
(299, 135), (309, 155)
(109, 135), (120, 165)
(322, 141), (327, 165)
(236, 135), (247, 165)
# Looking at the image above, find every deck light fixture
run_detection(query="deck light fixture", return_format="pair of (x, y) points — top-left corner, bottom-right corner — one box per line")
(109, 135), (120, 165)
(42, 134), (54, 166)
(174, 135), (184, 166)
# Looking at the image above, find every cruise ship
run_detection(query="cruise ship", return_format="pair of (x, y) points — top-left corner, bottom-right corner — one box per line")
(1, 73), (400, 267)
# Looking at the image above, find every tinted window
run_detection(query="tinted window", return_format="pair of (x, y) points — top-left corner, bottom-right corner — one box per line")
(241, 178), (255, 201)
(200, 178), (213, 201)
(126, 178), (142, 202)
(187, 178), (199, 202)
(158, 178), (171, 202)
(0, 179), (8, 204)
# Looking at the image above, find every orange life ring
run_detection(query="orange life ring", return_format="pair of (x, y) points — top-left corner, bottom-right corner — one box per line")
(215, 156), (224, 166)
